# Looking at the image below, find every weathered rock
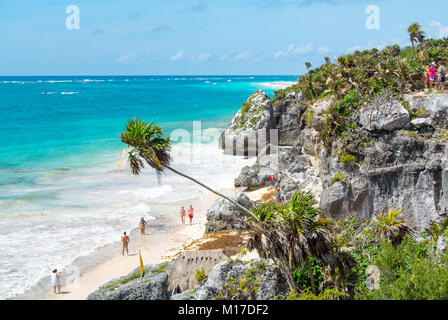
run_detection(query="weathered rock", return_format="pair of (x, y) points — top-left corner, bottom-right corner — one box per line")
(219, 88), (307, 155)
(205, 193), (257, 233)
(272, 93), (307, 146)
(235, 142), (312, 191)
(219, 90), (274, 155)
(319, 131), (448, 231)
(86, 261), (173, 300)
(437, 236), (448, 253)
(411, 118), (432, 129)
(404, 93), (448, 128)
(173, 259), (289, 300)
(167, 250), (229, 293)
(359, 99), (410, 131)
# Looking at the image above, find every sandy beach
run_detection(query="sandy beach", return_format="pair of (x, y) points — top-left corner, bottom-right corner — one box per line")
(14, 188), (245, 300)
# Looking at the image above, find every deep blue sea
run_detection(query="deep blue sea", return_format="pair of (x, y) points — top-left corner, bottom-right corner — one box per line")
(0, 75), (297, 298)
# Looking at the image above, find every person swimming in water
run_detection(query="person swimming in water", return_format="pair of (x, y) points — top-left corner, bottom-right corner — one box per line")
(121, 231), (130, 256)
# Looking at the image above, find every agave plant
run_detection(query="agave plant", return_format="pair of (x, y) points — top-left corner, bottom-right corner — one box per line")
(373, 208), (413, 246)
(121, 118), (257, 219)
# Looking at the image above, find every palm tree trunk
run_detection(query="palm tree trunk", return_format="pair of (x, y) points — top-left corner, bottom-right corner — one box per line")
(165, 165), (258, 221)
(411, 41), (415, 59)
(277, 261), (297, 292)
(305, 257), (317, 295)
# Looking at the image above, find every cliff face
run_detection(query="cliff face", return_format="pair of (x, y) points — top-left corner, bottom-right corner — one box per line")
(218, 90), (306, 155)
(225, 90), (448, 232)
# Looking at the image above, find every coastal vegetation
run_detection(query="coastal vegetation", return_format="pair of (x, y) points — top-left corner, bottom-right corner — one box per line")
(247, 191), (448, 300)
(273, 31), (448, 152)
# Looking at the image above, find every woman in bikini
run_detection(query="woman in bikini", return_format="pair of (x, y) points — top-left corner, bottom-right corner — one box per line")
(139, 217), (147, 235)
(188, 205), (194, 225)
(180, 206), (186, 225)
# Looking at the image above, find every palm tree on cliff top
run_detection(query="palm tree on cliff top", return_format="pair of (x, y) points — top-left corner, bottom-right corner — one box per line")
(408, 22), (426, 59)
(121, 118), (257, 219)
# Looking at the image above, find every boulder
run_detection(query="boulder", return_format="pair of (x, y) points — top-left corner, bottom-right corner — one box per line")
(359, 99), (410, 132)
(234, 142), (311, 190)
(404, 93), (448, 127)
(411, 118), (432, 129)
(205, 193), (257, 233)
(173, 259), (289, 300)
(167, 250), (229, 293)
(86, 261), (173, 300)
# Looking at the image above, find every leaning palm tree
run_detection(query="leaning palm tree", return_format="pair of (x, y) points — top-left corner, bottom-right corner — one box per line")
(373, 208), (413, 246)
(247, 191), (350, 294)
(121, 118), (257, 219)
(408, 22), (426, 59)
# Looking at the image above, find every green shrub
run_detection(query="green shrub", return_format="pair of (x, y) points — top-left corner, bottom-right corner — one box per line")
(328, 172), (347, 187)
(339, 154), (357, 167)
(357, 236), (448, 300)
(286, 288), (348, 300)
(195, 268), (207, 284)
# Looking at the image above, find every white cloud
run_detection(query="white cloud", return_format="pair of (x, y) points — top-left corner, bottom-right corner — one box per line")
(115, 53), (135, 64)
(430, 21), (448, 39)
(197, 52), (211, 62)
(274, 44), (314, 59)
(292, 44), (313, 55)
(220, 54), (228, 61)
(317, 46), (330, 54)
(234, 52), (250, 61)
(170, 50), (184, 61)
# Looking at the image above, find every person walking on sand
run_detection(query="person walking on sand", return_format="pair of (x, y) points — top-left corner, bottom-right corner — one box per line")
(188, 205), (194, 225)
(121, 231), (130, 256)
(139, 217), (147, 235)
(51, 269), (62, 294)
(180, 206), (186, 225)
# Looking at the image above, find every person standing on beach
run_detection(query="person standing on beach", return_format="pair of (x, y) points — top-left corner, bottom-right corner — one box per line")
(188, 205), (194, 225)
(180, 206), (186, 225)
(121, 232), (130, 256)
(269, 175), (275, 187)
(438, 62), (446, 90)
(51, 269), (62, 294)
(429, 63), (437, 89)
(139, 217), (147, 235)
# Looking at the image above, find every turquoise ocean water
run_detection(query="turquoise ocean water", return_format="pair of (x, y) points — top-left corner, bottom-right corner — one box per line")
(0, 75), (297, 299)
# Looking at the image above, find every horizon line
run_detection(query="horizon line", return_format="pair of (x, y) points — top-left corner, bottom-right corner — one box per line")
(0, 74), (300, 77)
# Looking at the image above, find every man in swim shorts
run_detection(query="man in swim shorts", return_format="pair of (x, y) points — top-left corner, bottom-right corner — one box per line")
(121, 231), (130, 256)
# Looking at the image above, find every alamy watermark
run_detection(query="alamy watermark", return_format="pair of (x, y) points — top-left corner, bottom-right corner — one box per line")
(365, 5), (380, 30)
(66, 5), (80, 30)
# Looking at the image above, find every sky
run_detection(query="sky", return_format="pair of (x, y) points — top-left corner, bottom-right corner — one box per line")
(0, 0), (447, 75)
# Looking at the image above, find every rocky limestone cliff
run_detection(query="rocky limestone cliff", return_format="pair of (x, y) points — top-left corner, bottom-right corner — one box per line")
(218, 90), (306, 155)
(226, 89), (448, 232)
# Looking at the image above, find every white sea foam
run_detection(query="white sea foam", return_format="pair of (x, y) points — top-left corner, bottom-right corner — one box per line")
(0, 142), (254, 299)
(257, 81), (297, 89)
(61, 91), (79, 95)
